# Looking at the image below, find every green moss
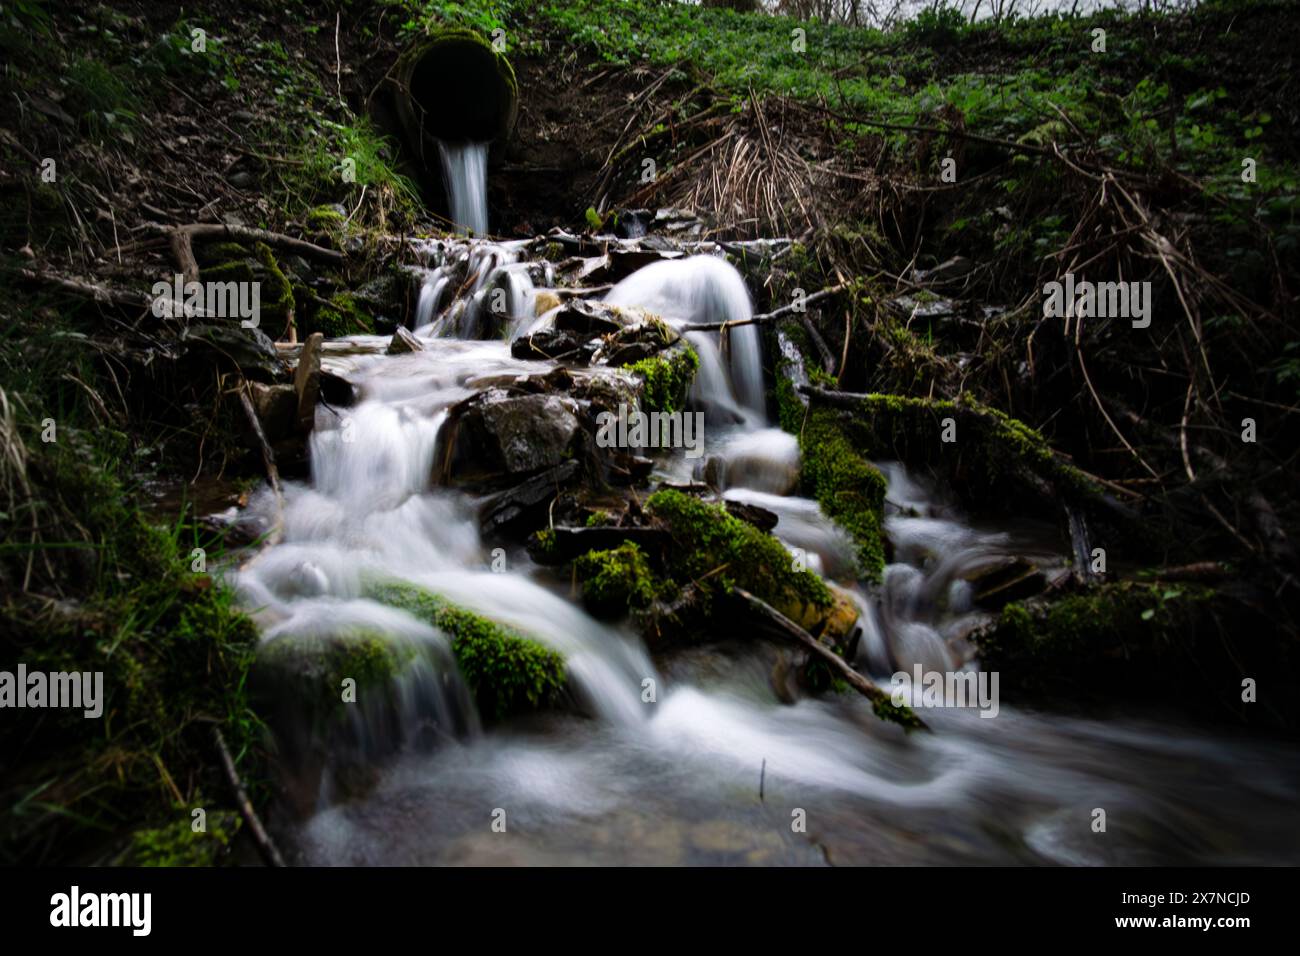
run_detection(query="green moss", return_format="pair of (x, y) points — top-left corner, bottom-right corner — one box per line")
(253, 241), (294, 332)
(531, 527), (558, 557)
(872, 697), (926, 729)
(202, 259), (255, 284)
(306, 204), (346, 231)
(127, 809), (242, 867)
(366, 581), (566, 721)
(331, 633), (417, 687)
(574, 542), (672, 617)
(0, 421), (267, 864)
(308, 291), (373, 338)
(977, 582), (1219, 699)
(645, 489), (832, 612)
(841, 392), (1096, 509)
(255, 629), (420, 718)
(796, 406), (888, 582)
(197, 241), (251, 266)
(773, 370), (804, 435)
(622, 345), (699, 414)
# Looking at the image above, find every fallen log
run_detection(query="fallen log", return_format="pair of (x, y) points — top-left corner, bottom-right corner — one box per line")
(734, 587), (928, 730)
(138, 222), (346, 266)
(19, 268), (152, 310)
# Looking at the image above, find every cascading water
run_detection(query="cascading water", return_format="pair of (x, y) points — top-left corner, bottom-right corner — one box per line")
(437, 140), (490, 236)
(230, 234), (1300, 866)
(410, 237), (542, 339)
(606, 255), (766, 422)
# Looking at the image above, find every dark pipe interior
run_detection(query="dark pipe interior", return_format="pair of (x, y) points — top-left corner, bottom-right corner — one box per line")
(404, 34), (516, 144)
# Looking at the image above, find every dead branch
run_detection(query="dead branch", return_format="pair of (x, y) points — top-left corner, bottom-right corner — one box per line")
(138, 222), (346, 266)
(681, 283), (847, 331)
(734, 587), (928, 730)
(18, 268), (152, 310)
(212, 726), (285, 867)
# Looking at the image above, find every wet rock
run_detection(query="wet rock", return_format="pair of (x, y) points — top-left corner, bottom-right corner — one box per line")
(250, 629), (450, 808)
(320, 371), (358, 408)
(723, 499), (780, 534)
(283, 255), (312, 280)
(964, 557), (1047, 609)
(532, 290), (563, 315)
(597, 318), (679, 366)
(442, 388), (582, 484)
(387, 326), (424, 355)
(354, 273), (407, 316)
(608, 247), (683, 278)
(553, 299), (624, 336)
(249, 381), (296, 443)
(603, 450), (655, 486)
(479, 460), (580, 534)
(510, 327), (593, 363)
(886, 294), (958, 322)
(293, 332), (324, 433)
(181, 322), (285, 382)
(639, 234), (679, 251)
(613, 208), (653, 239)
(654, 207), (705, 237)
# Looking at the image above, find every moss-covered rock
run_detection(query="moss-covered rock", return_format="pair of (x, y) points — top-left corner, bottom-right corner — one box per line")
(796, 405), (888, 582)
(574, 541), (673, 618)
(305, 203), (348, 240)
(813, 391), (1097, 515)
(978, 582), (1214, 679)
(620, 344), (699, 414)
(972, 580), (1295, 725)
(307, 290), (374, 338)
(253, 241), (294, 334)
(202, 259), (256, 284)
(772, 323), (887, 582)
(366, 581), (566, 721)
(646, 488), (832, 616)
(126, 809), (242, 867)
(196, 241), (252, 267)
(254, 628), (421, 722)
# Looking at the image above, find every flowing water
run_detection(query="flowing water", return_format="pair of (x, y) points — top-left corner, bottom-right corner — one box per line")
(436, 141), (490, 236)
(229, 236), (1300, 866)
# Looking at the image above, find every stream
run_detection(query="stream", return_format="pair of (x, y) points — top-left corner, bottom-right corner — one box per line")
(227, 179), (1300, 865)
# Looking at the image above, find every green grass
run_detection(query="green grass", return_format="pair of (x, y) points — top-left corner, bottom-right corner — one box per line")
(0, 273), (267, 865)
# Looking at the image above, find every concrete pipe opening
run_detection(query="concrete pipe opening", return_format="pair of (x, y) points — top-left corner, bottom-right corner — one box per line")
(395, 31), (517, 234)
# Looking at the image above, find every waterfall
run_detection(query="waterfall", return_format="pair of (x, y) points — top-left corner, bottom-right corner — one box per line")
(437, 140), (489, 236)
(607, 255), (766, 420)
(227, 234), (1299, 867)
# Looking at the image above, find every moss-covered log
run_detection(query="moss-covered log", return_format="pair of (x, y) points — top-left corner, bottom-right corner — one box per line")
(973, 580), (1298, 727)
